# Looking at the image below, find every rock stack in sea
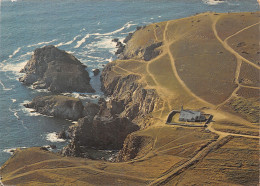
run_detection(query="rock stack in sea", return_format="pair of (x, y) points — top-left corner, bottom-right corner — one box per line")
(19, 45), (94, 93)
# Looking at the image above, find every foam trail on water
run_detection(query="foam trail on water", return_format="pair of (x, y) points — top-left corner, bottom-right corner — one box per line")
(0, 61), (27, 73)
(56, 35), (81, 47)
(20, 51), (33, 59)
(202, 0), (225, 5)
(93, 21), (136, 36)
(46, 132), (65, 142)
(9, 107), (28, 129)
(74, 34), (90, 48)
(0, 80), (12, 91)
(9, 47), (21, 59)
(3, 147), (27, 155)
(27, 39), (57, 48)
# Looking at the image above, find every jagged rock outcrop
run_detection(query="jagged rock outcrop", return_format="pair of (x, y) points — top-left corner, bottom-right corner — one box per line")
(101, 62), (162, 123)
(92, 68), (100, 76)
(24, 95), (84, 121)
(117, 25), (163, 61)
(19, 45), (94, 93)
(24, 95), (100, 121)
(116, 133), (153, 162)
(62, 116), (140, 157)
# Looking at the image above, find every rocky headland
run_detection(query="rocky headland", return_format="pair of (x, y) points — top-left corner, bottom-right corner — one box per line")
(19, 45), (94, 93)
(2, 12), (259, 186)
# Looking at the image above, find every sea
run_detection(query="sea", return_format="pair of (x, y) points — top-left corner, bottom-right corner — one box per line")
(0, 0), (258, 166)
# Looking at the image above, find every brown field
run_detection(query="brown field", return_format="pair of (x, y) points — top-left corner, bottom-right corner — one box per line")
(237, 87), (259, 98)
(239, 61), (260, 87)
(227, 25), (260, 65)
(165, 136), (259, 186)
(215, 12), (260, 40)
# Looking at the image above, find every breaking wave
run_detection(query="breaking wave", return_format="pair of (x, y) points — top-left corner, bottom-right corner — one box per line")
(202, 0), (226, 5)
(46, 132), (65, 142)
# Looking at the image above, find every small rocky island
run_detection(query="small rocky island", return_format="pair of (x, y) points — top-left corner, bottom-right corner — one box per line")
(19, 45), (94, 93)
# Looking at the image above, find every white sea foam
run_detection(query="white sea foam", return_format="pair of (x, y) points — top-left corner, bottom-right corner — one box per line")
(9, 47), (21, 59)
(56, 35), (81, 47)
(9, 108), (19, 120)
(62, 92), (100, 100)
(0, 80), (12, 91)
(46, 132), (65, 142)
(3, 147), (27, 155)
(93, 21), (136, 36)
(20, 100), (42, 117)
(1, 61), (27, 73)
(11, 99), (17, 103)
(20, 51), (33, 58)
(74, 34), (90, 48)
(202, 0), (225, 5)
(27, 39), (57, 48)
(85, 37), (117, 54)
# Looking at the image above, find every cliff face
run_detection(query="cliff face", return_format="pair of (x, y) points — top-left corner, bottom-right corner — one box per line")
(19, 45), (94, 93)
(116, 133), (153, 161)
(25, 95), (84, 121)
(62, 116), (139, 157)
(101, 62), (162, 124)
(116, 25), (163, 61)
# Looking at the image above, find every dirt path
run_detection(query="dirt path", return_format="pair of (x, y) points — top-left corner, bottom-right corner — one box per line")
(240, 84), (260, 90)
(149, 136), (228, 185)
(211, 15), (260, 70)
(3, 160), (152, 184)
(224, 22), (260, 43)
(207, 122), (260, 139)
(163, 21), (215, 108)
(213, 17), (260, 109)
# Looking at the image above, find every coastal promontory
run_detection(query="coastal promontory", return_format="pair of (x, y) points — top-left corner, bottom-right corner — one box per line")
(1, 12), (259, 185)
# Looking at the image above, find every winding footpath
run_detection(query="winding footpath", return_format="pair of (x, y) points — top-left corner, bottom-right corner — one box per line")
(148, 15), (260, 185)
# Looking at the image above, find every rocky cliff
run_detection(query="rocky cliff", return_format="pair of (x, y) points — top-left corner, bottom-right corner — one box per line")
(24, 95), (99, 121)
(116, 133), (153, 161)
(19, 45), (94, 93)
(116, 25), (163, 61)
(101, 62), (162, 124)
(62, 116), (139, 158)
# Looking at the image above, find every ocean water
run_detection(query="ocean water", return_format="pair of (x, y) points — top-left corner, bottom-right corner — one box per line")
(0, 0), (258, 166)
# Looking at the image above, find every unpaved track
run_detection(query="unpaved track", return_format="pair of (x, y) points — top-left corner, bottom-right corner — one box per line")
(211, 15), (260, 70)
(163, 21), (215, 108)
(212, 16), (260, 109)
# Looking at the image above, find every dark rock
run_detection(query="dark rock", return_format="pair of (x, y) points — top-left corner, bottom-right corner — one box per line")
(82, 102), (100, 120)
(101, 64), (162, 122)
(58, 130), (70, 140)
(116, 134), (153, 162)
(40, 147), (49, 151)
(49, 145), (57, 149)
(61, 116), (139, 157)
(237, 42), (246, 47)
(92, 68), (100, 76)
(115, 41), (125, 55)
(112, 38), (119, 43)
(19, 45), (94, 93)
(26, 95), (84, 121)
(123, 33), (133, 43)
(143, 42), (163, 61)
